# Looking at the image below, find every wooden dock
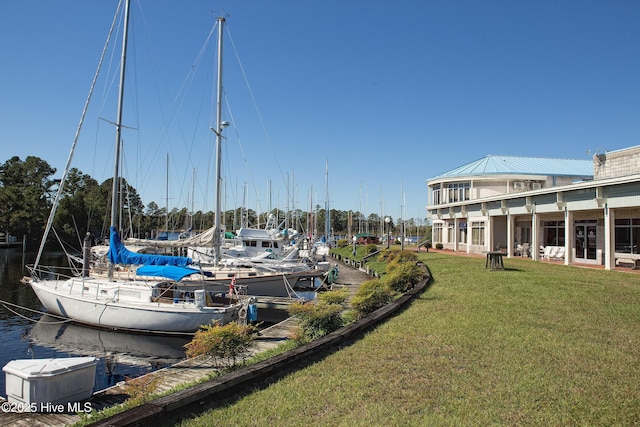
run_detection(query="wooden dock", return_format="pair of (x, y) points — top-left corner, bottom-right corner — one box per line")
(0, 317), (301, 427)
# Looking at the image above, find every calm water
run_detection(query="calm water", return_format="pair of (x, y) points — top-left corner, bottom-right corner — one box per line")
(0, 248), (190, 397)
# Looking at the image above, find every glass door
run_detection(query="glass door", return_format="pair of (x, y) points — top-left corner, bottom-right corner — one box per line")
(575, 221), (597, 260)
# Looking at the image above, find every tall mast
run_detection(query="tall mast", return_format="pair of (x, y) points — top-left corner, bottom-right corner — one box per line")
(324, 160), (330, 242)
(213, 16), (225, 265)
(308, 186), (313, 240)
(110, 0), (130, 231)
(109, 0), (131, 279)
(190, 167), (195, 230)
(165, 152), (169, 233)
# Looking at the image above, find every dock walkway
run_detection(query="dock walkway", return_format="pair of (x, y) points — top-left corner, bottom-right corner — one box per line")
(1, 261), (372, 427)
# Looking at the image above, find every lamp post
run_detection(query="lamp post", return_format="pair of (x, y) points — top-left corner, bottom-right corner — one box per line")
(385, 216), (391, 249)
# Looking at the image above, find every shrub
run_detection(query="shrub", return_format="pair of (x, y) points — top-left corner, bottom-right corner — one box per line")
(376, 249), (390, 263)
(288, 301), (344, 342)
(337, 238), (349, 248)
(350, 278), (394, 318)
(184, 322), (256, 368)
(122, 375), (161, 406)
(436, 243), (444, 249)
(365, 244), (378, 254)
(387, 250), (418, 264)
(377, 249), (418, 264)
(383, 261), (424, 293)
(316, 288), (349, 306)
(340, 308), (358, 325)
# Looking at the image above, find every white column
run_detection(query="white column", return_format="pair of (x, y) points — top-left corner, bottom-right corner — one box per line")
(531, 211), (539, 261)
(453, 217), (459, 252)
(604, 204), (614, 270)
(564, 208), (573, 266)
(507, 213), (514, 257)
(486, 215), (492, 252)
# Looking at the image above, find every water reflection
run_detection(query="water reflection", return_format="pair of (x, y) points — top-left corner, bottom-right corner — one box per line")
(28, 315), (190, 388)
(29, 315), (189, 361)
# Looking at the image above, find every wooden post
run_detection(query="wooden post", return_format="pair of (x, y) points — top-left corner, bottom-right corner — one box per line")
(82, 233), (92, 277)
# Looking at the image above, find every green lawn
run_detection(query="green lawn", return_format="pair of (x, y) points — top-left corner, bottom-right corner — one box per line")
(177, 253), (640, 426)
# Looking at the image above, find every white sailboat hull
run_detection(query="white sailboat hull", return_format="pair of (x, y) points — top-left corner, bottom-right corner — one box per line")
(28, 277), (240, 334)
(181, 270), (323, 298)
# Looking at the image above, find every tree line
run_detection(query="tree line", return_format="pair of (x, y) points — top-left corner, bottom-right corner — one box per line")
(0, 156), (430, 251)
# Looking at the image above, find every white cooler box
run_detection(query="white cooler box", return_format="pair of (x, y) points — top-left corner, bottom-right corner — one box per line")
(3, 357), (97, 407)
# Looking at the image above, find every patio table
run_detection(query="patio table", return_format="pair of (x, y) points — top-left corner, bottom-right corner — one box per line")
(484, 251), (506, 270)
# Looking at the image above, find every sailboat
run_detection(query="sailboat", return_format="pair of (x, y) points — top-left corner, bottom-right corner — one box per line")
(87, 13), (325, 297)
(22, 2), (247, 334)
(298, 161), (332, 263)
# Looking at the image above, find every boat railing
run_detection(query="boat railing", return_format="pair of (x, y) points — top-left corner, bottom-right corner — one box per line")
(149, 287), (236, 307)
(26, 264), (76, 283)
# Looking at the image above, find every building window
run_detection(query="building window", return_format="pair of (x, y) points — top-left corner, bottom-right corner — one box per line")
(615, 218), (640, 254)
(543, 221), (565, 246)
(459, 222), (467, 244)
(445, 182), (470, 203)
(433, 223), (443, 243)
(471, 221), (485, 245)
(447, 222), (454, 243)
(432, 184), (441, 205)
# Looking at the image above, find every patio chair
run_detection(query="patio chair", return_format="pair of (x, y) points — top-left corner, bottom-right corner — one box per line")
(543, 246), (557, 261)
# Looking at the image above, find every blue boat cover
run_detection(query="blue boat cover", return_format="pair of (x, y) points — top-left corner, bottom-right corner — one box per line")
(247, 304), (258, 322)
(107, 227), (192, 267)
(136, 265), (201, 281)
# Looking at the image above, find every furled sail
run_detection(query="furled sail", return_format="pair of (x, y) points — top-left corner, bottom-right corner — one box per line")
(136, 265), (201, 281)
(124, 226), (219, 248)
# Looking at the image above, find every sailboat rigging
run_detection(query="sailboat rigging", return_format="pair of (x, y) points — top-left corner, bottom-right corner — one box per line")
(23, 3), (248, 334)
(212, 17), (226, 266)
(108, 0), (130, 279)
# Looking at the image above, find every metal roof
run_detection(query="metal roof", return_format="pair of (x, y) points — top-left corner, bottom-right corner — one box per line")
(432, 155), (594, 180)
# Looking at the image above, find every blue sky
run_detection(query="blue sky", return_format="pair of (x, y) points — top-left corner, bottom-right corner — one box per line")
(1, 1), (639, 222)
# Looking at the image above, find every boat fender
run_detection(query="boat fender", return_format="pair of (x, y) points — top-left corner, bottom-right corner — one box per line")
(326, 266), (339, 284)
(247, 304), (258, 322)
(238, 306), (248, 319)
(194, 290), (205, 308)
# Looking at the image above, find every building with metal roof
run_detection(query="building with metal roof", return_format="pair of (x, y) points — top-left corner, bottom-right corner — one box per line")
(431, 155), (594, 179)
(426, 146), (640, 270)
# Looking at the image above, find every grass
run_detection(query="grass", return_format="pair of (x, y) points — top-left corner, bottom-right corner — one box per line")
(175, 252), (640, 426)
